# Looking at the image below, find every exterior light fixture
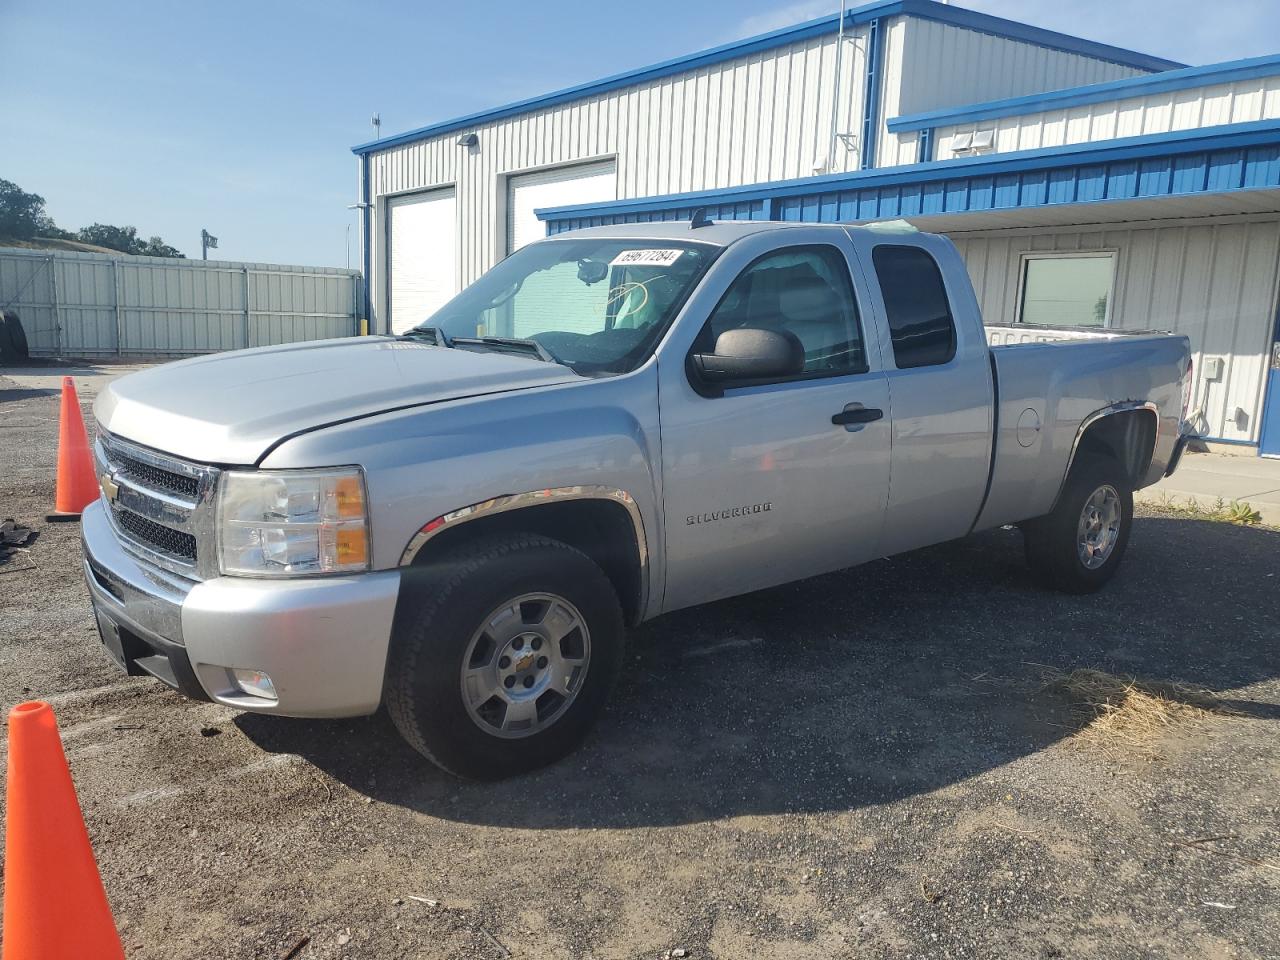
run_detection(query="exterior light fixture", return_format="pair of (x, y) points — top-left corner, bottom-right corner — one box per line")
(457, 132), (479, 147)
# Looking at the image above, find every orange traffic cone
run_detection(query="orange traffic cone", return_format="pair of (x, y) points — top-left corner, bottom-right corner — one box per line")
(2, 702), (126, 960)
(47, 376), (99, 522)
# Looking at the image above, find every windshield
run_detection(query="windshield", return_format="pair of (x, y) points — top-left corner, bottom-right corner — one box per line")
(409, 238), (718, 375)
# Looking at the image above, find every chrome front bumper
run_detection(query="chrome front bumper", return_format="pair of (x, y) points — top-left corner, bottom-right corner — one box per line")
(82, 499), (402, 718)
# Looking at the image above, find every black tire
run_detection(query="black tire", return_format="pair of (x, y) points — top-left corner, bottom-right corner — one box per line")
(0, 313), (15, 362)
(385, 533), (625, 780)
(1022, 452), (1133, 594)
(3, 312), (29, 361)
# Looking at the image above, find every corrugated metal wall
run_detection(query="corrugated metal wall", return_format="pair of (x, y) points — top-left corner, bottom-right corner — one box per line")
(367, 27), (872, 327)
(932, 74), (1280, 158)
(0, 248), (362, 357)
(878, 18), (1148, 166)
(952, 217), (1280, 443)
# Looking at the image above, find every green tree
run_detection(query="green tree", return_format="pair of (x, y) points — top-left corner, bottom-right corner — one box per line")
(0, 178), (56, 240)
(136, 236), (184, 258)
(75, 223), (141, 252)
(1, 180), (184, 256)
(75, 223), (185, 258)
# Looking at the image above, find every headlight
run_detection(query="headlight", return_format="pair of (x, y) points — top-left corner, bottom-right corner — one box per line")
(217, 468), (370, 576)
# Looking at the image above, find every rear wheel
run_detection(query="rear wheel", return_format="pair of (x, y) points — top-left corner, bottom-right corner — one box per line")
(1023, 453), (1133, 594)
(385, 534), (625, 780)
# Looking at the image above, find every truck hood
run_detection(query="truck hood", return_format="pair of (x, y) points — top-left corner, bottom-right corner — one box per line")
(95, 337), (581, 464)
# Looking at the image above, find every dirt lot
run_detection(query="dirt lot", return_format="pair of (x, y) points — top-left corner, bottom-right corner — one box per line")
(2, 365), (1278, 959)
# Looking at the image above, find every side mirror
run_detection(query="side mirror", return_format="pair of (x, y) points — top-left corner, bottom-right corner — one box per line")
(690, 327), (805, 384)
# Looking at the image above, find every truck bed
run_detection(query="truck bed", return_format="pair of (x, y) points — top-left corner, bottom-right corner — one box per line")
(974, 324), (1190, 533)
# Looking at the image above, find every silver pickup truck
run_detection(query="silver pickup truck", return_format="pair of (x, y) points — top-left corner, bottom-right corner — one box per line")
(83, 220), (1192, 778)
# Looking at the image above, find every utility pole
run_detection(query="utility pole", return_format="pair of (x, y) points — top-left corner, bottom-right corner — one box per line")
(201, 228), (219, 261)
(371, 113), (382, 140)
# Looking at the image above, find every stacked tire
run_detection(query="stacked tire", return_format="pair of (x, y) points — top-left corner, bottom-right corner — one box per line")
(0, 311), (30, 362)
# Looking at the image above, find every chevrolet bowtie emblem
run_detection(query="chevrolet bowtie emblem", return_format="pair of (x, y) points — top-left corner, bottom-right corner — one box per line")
(99, 473), (120, 503)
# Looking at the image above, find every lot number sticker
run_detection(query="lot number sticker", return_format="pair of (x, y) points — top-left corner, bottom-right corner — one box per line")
(610, 249), (684, 267)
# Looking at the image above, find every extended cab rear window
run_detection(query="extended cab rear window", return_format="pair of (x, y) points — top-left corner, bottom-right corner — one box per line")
(871, 245), (957, 369)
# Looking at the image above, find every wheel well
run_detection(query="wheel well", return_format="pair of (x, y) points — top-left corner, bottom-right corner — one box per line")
(1075, 408), (1157, 487)
(408, 500), (645, 624)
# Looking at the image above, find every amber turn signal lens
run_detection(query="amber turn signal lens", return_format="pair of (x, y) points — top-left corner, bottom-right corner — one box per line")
(333, 475), (365, 519)
(335, 526), (368, 566)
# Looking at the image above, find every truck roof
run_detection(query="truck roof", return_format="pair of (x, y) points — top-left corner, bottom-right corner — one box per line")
(538, 219), (926, 247)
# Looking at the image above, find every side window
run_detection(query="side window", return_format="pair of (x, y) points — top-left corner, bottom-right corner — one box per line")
(701, 245), (867, 377)
(871, 245), (957, 369)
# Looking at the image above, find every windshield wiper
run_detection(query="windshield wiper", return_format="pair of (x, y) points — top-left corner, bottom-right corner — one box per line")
(399, 326), (453, 347)
(451, 336), (559, 364)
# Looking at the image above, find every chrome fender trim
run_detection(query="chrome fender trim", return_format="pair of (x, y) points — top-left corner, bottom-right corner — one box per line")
(1056, 400), (1160, 501)
(397, 485), (650, 617)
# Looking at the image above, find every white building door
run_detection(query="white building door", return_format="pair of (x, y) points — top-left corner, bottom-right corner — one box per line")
(506, 161), (617, 253)
(386, 187), (457, 334)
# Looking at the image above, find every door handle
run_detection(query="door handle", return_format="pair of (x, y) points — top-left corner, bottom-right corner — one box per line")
(831, 405), (884, 426)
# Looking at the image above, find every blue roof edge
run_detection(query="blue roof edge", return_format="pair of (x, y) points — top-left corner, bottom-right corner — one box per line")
(889, 53), (1280, 133)
(351, 0), (1182, 156)
(533, 118), (1280, 220)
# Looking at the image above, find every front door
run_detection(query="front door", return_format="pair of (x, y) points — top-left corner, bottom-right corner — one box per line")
(658, 236), (892, 613)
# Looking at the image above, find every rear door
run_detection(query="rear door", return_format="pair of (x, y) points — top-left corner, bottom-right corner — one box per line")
(386, 188), (457, 334)
(848, 233), (994, 554)
(657, 229), (892, 613)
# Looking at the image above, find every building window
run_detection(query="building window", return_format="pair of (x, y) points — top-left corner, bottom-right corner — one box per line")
(1019, 253), (1116, 327)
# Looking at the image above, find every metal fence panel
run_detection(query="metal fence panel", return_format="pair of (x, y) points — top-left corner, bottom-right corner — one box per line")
(0, 247), (363, 358)
(247, 268), (356, 347)
(56, 257), (118, 354)
(0, 253), (58, 353)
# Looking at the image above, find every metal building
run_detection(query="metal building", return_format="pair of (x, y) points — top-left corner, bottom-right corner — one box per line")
(353, 0), (1280, 457)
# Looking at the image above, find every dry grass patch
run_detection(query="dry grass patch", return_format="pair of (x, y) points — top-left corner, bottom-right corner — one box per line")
(1043, 668), (1238, 756)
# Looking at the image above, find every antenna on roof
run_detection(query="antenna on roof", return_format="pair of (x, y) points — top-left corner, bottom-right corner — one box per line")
(690, 207), (713, 230)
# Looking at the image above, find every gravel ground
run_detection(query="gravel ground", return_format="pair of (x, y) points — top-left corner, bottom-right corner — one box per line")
(1, 366), (1278, 960)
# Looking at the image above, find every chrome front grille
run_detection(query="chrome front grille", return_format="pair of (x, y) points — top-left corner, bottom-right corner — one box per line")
(114, 509), (198, 561)
(114, 451), (201, 499)
(95, 428), (220, 580)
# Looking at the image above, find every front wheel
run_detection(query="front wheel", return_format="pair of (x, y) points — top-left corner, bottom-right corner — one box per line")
(385, 534), (625, 780)
(1022, 453), (1133, 594)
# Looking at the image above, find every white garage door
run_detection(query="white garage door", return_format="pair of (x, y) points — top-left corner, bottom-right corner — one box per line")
(506, 161), (617, 253)
(386, 188), (457, 335)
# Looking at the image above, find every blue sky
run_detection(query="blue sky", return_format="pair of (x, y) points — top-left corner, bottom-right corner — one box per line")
(3, 0), (1277, 267)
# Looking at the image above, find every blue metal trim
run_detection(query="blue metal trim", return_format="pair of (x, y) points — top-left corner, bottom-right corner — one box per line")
(1257, 292), (1280, 456)
(889, 53), (1280, 133)
(536, 119), (1280, 223)
(351, 0), (1181, 156)
(360, 154), (372, 331)
(917, 128), (935, 164)
(860, 18), (885, 170)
